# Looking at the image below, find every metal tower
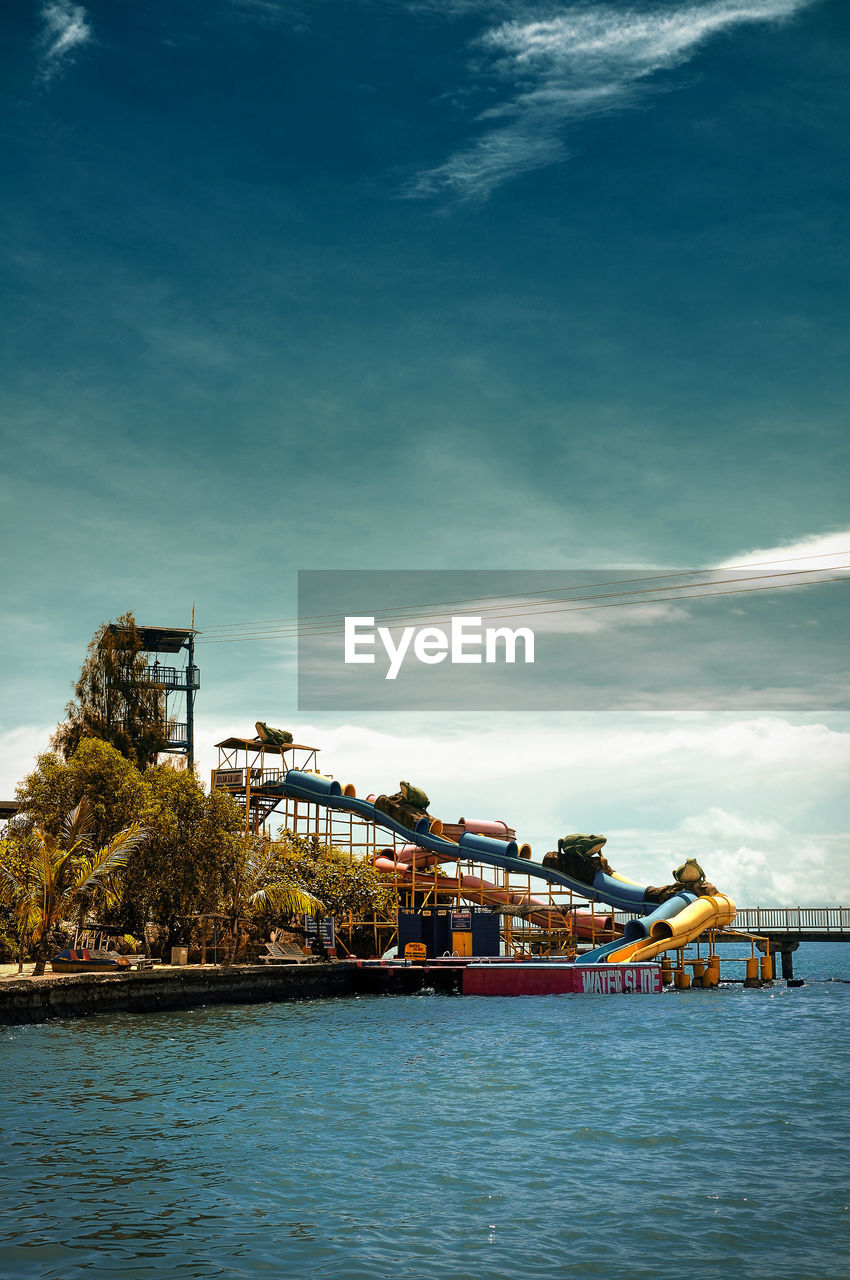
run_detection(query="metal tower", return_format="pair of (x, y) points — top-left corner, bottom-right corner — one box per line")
(108, 623), (200, 768)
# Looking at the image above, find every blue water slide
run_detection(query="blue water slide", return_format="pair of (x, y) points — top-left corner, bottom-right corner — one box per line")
(280, 769), (671, 917)
(590, 872), (649, 909)
(577, 891), (697, 964)
(573, 937), (625, 965)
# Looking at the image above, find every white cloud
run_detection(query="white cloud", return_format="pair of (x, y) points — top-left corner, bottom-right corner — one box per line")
(36, 1), (93, 84)
(489, 597), (689, 635)
(716, 529), (850, 577)
(679, 805), (784, 843)
(249, 714), (850, 904)
(408, 0), (813, 200)
(343, 593), (690, 637)
(6, 712), (847, 905)
(612, 821), (847, 905)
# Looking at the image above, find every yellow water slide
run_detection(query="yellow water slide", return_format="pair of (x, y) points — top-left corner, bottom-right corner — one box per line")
(603, 894), (736, 964)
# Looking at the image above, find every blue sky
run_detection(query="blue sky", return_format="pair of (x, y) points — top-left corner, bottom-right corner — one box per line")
(2, 0), (848, 902)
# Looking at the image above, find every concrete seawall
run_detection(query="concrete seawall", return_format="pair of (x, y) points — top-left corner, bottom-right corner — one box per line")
(0, 963), (364, 1025)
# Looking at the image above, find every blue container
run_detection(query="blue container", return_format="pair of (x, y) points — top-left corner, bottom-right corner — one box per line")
(397, 910), (422, 955)
(471, 909), (501, 957)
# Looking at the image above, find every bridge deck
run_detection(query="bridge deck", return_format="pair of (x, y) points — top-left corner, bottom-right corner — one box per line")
(613, 906), (850, 944)
(728, 907), (850, 941)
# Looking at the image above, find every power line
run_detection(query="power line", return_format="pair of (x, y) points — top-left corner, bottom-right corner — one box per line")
(200, 564), (849, 641)
(202, 567), (850, 643)
(198, 569), (850, 645)
(199, 549), (850, 636)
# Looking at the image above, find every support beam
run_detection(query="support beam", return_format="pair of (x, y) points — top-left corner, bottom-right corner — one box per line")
(186, 632), (196, 771)
(780, 944), (798, 980)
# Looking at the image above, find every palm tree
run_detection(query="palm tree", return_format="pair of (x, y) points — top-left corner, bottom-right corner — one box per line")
(0, 797), (146, 974)
(226, 838), (323, 963)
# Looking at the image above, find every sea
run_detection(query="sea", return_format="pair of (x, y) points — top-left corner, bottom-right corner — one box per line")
(2, 944), (849, 1280)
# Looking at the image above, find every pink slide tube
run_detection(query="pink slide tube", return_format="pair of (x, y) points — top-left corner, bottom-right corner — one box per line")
(373, 855), (619, 939)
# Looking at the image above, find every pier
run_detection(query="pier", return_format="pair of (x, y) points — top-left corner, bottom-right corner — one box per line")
(727, 907), (850, 941)
(729, 907), (849, 978)
(613, 906), (850, 978)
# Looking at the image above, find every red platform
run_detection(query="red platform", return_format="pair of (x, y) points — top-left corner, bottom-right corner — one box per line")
(463, 962), (662, 996)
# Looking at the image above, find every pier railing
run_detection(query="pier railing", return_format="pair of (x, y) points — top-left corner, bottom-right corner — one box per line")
(612, 906), (850, 939)
(730, 907), (850, 935)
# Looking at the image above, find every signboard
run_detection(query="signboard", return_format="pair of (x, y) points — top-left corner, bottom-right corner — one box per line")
(304, 915), (335, 948)
(464, 962), (663, 996)
(214, 769), (243, 788)
(451, 911), (472, 931)
(404, 942), (427, 960)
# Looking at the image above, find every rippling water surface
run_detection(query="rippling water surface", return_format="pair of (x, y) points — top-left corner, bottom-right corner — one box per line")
(2, 945), (849, 1280)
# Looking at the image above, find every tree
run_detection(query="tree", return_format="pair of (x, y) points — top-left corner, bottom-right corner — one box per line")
(15, 738), (147, 849)
(0, 797), (146, 974)
(52, 612), (167, 769)
(262, 831), (394, 956)
(14, 740), (246, 954)
(275, 831), (394, 922)
(0, 822), (39, 969)
(225, 838), (323, 963)
(119, 764), (245, 948)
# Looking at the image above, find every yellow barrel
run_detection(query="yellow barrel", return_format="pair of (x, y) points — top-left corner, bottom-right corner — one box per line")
(746, 957), (759, 981)
(660, 957), (673, 982)
(705, 957), (720, 987)
(692, 960), (706, 985)
(674, 969), (691, 989)
(760, 954), (774, 981)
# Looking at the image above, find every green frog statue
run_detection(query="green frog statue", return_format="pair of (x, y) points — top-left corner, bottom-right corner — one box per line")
(673, 858), (706, 885)
(646, 857), (717, 903)
(542, 834), (614, 887)
(374, 780), (431, 830)
(255, 721), (293, 746)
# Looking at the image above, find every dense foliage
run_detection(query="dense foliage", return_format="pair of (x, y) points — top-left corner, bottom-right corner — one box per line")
(16, 738), (146, 847)
(0, 797), (145, 974)
(274, 831), (394, 922)
(124, 765), (245, 944)
(52, 612), (168, 769)
(4, 739), (394, 962)
(10, 740), (244, 955)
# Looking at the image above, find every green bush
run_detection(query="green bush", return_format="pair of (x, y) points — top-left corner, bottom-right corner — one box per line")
(0, 926), (20, 964)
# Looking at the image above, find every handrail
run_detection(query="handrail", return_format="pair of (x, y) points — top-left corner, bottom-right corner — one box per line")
(731, 906), (850, 933)
(612, 906), (850, 934)
(142, 665), (200, 689)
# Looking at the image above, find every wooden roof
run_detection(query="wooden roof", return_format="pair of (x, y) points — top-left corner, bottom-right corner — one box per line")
(108, 624), (196, 653)
(214, 737), (319, 755)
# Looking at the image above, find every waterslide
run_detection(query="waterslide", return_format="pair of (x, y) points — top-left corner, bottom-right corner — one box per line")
(373, 848), (617, 939)
(578, 893), (736, 964)
(279, 770), (733, 961)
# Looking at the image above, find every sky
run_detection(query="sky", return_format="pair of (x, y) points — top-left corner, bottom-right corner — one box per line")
(1, 0), (848, 905)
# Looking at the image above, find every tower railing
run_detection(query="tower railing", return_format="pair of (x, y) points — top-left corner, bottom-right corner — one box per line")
(142, 665), (200, 690)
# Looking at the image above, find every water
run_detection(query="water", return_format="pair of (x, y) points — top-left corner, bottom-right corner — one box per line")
(2, 944), (849, 1280)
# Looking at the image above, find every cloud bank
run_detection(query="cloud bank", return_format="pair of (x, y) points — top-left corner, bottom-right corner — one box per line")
(408, 0), (813, 200)
(36, 1), (93, 84)
(716, 529), (850, 576)
(280, 716), (850, 904)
